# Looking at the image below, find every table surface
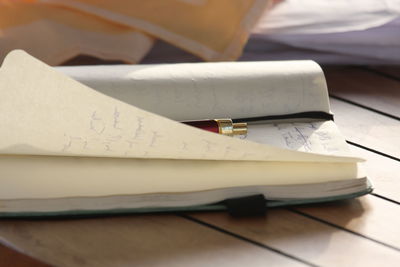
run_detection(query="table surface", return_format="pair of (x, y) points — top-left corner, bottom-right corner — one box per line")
(0, 63), (399, 267)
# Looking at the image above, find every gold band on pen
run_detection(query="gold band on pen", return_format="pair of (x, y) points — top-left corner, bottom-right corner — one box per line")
(215, 119), (247, 136)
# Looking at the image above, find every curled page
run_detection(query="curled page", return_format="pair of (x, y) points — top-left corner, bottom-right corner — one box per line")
(57, 60), (330, 120)
(0, 50), (360, 163)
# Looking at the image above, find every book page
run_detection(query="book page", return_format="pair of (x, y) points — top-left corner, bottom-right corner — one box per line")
(57, 60), (331, 121)
(0, 50), (359, 163)
(244, 121), (353, 157)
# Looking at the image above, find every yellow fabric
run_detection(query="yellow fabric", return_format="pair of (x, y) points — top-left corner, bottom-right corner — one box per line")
(0, 0), (271, 64)
(0, 0), (154, 65)
(41, 0), (271, 60)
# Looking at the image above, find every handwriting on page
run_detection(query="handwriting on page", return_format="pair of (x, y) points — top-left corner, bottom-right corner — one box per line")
(62, 107), (156, 156)
(277, 123), (344, 153)
(277, 124), (316, 152)
(60, 106), (262, 160)
(245, 121), (350, 156)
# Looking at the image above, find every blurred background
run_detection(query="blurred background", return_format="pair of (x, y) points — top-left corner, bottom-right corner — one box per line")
(1, 0), (399, 66)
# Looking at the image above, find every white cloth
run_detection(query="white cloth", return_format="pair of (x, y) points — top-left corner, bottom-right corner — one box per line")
(249, 0), (400, 64)
(254, 0), (400, 34)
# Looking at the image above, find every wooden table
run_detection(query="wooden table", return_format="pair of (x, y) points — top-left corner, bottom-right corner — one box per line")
(0, 65), (399, 267)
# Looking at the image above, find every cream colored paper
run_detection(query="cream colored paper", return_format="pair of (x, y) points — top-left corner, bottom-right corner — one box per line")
(0, 50), (359, 163)
(0, 155), (363, 201)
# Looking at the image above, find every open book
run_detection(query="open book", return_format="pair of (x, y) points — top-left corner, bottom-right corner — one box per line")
(0, 50), (371, 217)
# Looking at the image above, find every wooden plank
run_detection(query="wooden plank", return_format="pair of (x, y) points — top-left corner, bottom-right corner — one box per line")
(290, 143), (400, 249)
(191, 210), (400, 267)
(0, 215), (305, 267)
(325, 68), (400, 117)
(0, 243), (49, 267)
(350, 145), (400, 202)
(295, 195), (400, 249)
(330, 98), (400, 158)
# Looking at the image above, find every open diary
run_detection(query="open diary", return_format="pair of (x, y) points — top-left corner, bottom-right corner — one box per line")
(0, 50), (371, 217)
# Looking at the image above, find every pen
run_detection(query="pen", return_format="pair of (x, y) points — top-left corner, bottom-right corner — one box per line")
(181, 119), (247, 136)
